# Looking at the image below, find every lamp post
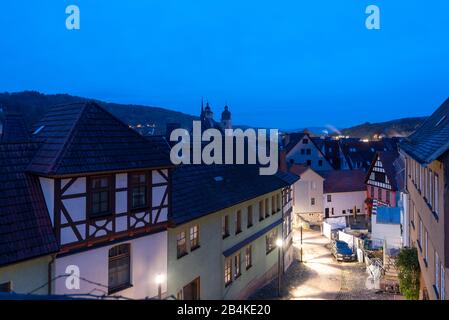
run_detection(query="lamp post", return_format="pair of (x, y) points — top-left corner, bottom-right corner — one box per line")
(155, 274), (165, 300)
(276, 238), (283, 297)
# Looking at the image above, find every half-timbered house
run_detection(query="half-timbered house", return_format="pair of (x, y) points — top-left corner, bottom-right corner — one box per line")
(1, 102), (173, 299)
(365, 151), (407, 250)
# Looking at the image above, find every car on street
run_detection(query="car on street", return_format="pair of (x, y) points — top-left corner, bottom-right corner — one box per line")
(331, 240), (356, 262)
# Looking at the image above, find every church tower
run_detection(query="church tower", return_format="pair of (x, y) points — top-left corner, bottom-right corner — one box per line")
(220, 105), (232, 130)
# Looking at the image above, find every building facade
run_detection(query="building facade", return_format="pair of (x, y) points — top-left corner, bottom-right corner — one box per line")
(322, 170), (367, 219)
(168, 165), (297, 300)
(1, 102), (173, 299)
(289, 165), (325, 225)
(283, 132), (333, 171)
(400, 98), (449, 300)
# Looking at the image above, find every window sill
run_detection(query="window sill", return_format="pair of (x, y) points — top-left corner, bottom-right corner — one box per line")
(417, 240), (422, 252)
(89, 212), (113, 220)
(191, 245), (200, 252)
(235, 273), (242, 280)
(431, 211), (439, 222)
(259, 218), (264, 222)
(177, 252), (188, 259)
(108, 283), (133, 295)
(225, 282), (232, 288)
(433, 285), (440, 300)
(246, 265), (252, 271)
(423, 258), (428, 268)
(222, 234), (230, 240)
(411, 221), (415, 229)
(235, 231), (242, 235)
(247, 224), (253, 229)
(130, 206), (150, 214)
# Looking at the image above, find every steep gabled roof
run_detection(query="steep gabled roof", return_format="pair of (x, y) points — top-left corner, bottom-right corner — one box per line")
(0, 113), (30, 143)
(0, 142), (58, 266)
(400, 98), (449, 164)
(284, 132), (306, 153)
(365, 151), (404, 191)
(321, 170), (366, 193)
(28, 102), (172, 175)
(172, 164), (299, 225)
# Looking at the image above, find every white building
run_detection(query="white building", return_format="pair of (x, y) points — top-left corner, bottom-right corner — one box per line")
(321, 170), (367, 219)
(288, 164), (325, 225)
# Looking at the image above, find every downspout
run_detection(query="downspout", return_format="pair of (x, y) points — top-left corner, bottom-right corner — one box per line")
(48, 254), (56, 295)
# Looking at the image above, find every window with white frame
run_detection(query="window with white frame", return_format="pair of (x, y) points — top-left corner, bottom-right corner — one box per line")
(424, 230), (428, 263)
(435, 251), (440, 296)
(419, 219), (423, 249)
(441, 266), (445, 300)
(429, 170), (434, 207)
(434, 173), (439, 216)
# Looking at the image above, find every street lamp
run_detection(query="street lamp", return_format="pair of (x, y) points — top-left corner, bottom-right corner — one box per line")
(276, 238), (283, 297)
(155, 274), (165, 300)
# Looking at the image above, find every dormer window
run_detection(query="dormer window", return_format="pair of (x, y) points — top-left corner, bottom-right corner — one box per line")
(90, 176), (112, 217)
(303, 138), (309, 144)
(130, 173), (148, 210)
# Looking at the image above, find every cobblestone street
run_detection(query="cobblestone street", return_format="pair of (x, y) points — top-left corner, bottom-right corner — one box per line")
(250, 228), (402, 300)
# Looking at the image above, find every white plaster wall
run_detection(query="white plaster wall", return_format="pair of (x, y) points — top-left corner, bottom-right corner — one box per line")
(323, 191), (366, 217)
(116, 173), (127, 189)
(371, 215), (402, 248)
(62, 177), (86, 195)
(152, 170), (168, 184)
(62, 197), (86, 222)
(292, 170), (324, 215)
(54, 231), (168, 299)
(115, 191), (127, 214)
(39, 177), (54, 225)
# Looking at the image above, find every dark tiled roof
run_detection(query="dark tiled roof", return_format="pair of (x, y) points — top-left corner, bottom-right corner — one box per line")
(311, 138), (342, 170)
(340, 139), (397, 171)
(284, 132), (306, 153)
(321, 170), (366, 193)
(172, 165), (299, 225)
(28, 102), (172, 175)
(289, 164), (310, 176)
(400, 98), (449, 164)
(0, 114), (30, 143)
(0, 142), (58, 266)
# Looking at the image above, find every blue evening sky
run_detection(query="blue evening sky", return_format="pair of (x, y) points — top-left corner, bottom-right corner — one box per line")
(0, 0), (448, 129)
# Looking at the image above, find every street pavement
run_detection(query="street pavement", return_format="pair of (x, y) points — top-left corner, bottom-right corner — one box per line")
(250, 228), (401, 300)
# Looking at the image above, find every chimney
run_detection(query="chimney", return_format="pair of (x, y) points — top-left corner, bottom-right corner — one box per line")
(279, 148), (287, 172)
(283, 133), (290, 147)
